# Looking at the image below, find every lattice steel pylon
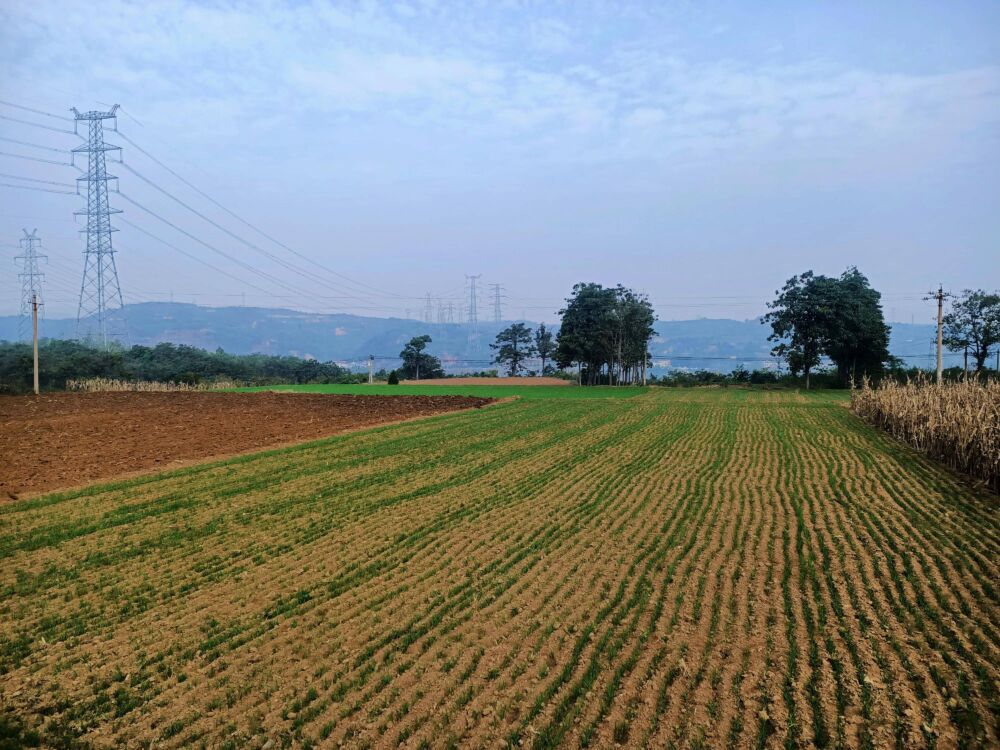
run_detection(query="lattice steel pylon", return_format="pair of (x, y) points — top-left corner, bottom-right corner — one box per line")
(489, 283), (504, 323)
(15, 229), (46, 342)
(72, 104), (126, 346)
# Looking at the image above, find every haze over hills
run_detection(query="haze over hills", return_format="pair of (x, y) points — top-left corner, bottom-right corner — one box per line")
(0, 302), (944, 374)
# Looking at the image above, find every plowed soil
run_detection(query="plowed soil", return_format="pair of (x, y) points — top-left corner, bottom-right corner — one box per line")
(0, 391), (491, 500)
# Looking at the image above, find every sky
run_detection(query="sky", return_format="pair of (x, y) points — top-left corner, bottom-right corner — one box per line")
(0, 0), (997, 324)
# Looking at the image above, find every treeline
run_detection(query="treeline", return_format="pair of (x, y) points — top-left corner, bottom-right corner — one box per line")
(555, 283), (656, 385)
(0, 340), (352, 393)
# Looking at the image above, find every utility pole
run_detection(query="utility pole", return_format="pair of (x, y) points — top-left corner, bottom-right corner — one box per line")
(15, 229), (46, 342)
(73, 104), (126, 347)
(32, 293), (40, 395)
(925, 285), (950, 386)
(368, 354), (374, 384)
(489, 283), (504, 324)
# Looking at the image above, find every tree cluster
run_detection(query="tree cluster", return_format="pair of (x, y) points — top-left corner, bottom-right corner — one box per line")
(0, 339), (350, 393)
(554, 283), (656, 385)
(943, 289), (1000, 373)
(487, 323), (557, 377)
(763, 268), (891, 388)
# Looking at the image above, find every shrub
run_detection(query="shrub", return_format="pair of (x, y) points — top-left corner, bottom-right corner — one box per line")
(387, 370), (400, 385)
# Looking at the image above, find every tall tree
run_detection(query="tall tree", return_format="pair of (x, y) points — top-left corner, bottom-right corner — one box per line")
(555, 283), (655, 385)
(822, 267), (892, 385)
(762, 271), (833, 389)
(555, 283), (617, 384)
(492, 323), (536, 377)
(943, 289), (1000, 373)
(399, 335), (444, 380)
(534, 323), (556, 375)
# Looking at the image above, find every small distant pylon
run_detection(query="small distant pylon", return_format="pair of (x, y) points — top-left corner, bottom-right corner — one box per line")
(489, 283), (504, 323)
(424, 292), (433, 324)
(72, 104), (127, 347)
(15, 229), (46, 342)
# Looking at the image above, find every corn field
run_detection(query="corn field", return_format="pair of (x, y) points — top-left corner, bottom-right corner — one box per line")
(852, 376), (1000, 493)
(65, 377), (242, 393)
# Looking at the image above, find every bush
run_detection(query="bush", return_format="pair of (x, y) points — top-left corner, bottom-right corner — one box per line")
(387, 370), (400, 385)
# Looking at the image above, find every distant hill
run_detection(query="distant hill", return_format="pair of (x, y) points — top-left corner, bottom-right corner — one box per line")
(0, 302), (939, 373)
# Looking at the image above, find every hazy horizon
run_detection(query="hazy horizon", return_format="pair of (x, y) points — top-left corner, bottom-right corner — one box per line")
(1, 1), (997, 325)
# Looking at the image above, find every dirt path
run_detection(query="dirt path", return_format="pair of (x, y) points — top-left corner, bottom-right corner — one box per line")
(0, 391), (491, 499)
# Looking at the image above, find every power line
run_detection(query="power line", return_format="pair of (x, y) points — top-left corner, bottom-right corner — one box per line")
(117, 191), (326, 301)
(116, 160), (390, 303)
(0, 150), (75, 167)
(118, 217), (277, 297)
(0, 182), (76, 195)
(0, 172), (77, 189)
(0, 113), (76, 135)
(0, 99), (72, 122)
(116, 129), (408, 300)
(0, 136), (70, 153)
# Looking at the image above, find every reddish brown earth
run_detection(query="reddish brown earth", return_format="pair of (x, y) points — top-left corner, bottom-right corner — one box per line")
(0, 391), (491, 499)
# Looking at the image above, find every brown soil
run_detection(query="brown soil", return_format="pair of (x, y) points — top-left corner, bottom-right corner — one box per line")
(0, 391), (491, 500)
(401, 376), (572, 386)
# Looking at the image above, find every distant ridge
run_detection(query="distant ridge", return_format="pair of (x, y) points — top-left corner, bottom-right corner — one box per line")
(0, 302), (941, 373)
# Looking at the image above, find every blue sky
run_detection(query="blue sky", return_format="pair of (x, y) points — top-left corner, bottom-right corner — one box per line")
(0, 0), (997, 323)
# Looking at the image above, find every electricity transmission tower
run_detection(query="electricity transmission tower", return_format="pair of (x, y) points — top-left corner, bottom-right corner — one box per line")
(15, 229), (46, 342)
(424, 292), (434, 324)
(466, 275), (481, 327)
(489, 283), (505, 323)
(466, 274), (481, 346)
(72, 104), (126, 346)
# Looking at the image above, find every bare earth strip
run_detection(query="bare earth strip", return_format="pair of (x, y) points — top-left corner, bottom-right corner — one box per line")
(0, 391), (492, 499)
(0, 389), (996, 749)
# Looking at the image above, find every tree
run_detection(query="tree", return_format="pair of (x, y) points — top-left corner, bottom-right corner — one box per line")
(555, 283), (655, 385)
(763, 268), (892, 388)
(821, 267), (891, 385)
(943, 289), (1000, 373)
(491, 323), (536, 377)
(762, 271), (832, 389)
(398, 335), (444, 380)
(534, 323), (556, 375)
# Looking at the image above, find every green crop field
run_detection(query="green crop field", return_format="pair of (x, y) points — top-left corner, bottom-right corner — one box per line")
(242, 383), (649, 399)
(1, 389), (996, 749)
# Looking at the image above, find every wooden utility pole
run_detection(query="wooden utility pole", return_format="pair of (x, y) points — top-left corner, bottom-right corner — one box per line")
(32, 293), (40, 395)
(926, 285), (949, 386)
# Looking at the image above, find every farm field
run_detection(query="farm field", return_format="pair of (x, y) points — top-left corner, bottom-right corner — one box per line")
(399, 377), (573, 386)
(246, 383), (648, 400)
(0, 391), (491, 499)
(1, 388), (997, 749)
